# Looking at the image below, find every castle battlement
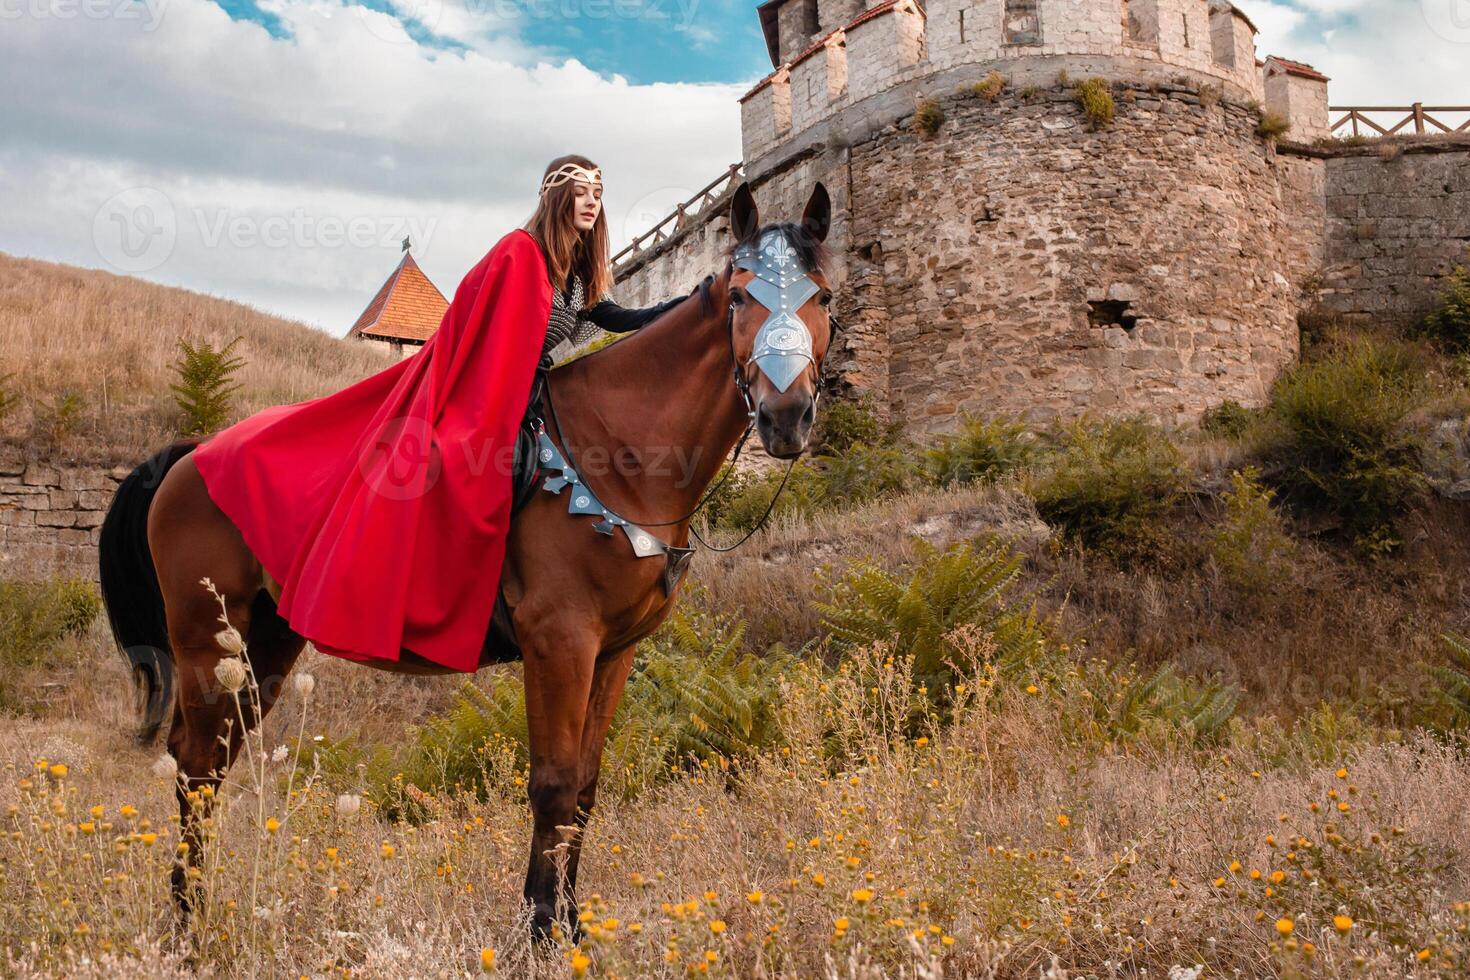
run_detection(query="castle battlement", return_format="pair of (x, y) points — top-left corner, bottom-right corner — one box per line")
(740, 0), (1319, 173)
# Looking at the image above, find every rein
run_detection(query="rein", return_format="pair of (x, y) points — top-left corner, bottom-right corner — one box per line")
(536, 290), (802, 554)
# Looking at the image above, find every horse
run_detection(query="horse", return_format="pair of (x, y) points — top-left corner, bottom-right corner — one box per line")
(96, 181), (837, 939)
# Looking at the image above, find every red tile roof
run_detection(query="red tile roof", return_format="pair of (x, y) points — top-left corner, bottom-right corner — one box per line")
(346, 251), (449, 345)
(1265, 56), (1330, 82)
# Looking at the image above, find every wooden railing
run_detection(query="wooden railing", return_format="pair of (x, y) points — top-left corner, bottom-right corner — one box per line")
(611, 163), (744, 269)
(1329, 103), (1470, 137)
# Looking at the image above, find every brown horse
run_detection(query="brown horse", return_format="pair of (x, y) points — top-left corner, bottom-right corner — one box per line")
(96, 182), (836, 938)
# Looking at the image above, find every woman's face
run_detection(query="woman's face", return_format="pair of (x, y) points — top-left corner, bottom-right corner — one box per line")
(571, 180), (602, 233)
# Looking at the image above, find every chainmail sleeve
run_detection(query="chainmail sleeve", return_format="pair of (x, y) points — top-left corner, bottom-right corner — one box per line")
(541, 273), (586, 366)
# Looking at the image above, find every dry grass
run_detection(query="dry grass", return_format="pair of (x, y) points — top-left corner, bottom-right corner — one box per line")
(2, 634), (1467, 978)
(0, 253), (392, 464)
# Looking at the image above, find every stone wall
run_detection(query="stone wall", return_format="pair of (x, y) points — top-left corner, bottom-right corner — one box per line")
(850, 83), (1297, 431)
(1273, 150), (1327, 293)
(1315, 139), (1470, 323)
(1, 452), (121, 581)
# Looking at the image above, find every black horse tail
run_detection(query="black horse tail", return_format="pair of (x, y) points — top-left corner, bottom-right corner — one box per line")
(98, 441), (198, 743)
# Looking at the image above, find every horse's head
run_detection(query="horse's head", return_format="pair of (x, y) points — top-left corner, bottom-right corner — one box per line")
(726, 181), (835, 460)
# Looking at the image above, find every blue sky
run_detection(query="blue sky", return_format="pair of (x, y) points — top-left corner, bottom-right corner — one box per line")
(213, 0), (774, 84)
(0, 0), (1464, 331)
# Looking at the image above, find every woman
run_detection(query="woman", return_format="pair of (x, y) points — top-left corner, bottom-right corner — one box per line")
(189, 155), (685, 672)
(531, 154), (684, 366)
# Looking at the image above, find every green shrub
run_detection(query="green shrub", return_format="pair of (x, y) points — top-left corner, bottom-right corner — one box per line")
(0, 578), (99, 708)
(1200, 399), (1256, 440)
(702, 460), (825, 532)
(171, 336), (245, 436)
(816, 538), (1054, 700)
(1255, 111), (1291, 139)
(814, 396), (899, 457)
(817, 441), (925, 506)
(912, 97), (944, 137)
(705, 439), (923, 533)
(925, 416), (1036, 486)
(1027, 417), (1188, 559)
(1074, 77), (1115, 128)
(1208, 467), (1295, 594)
(1419, 251), (1470, 352)
(1257, 337), (1426, 553)
(0, 373), (18, 421)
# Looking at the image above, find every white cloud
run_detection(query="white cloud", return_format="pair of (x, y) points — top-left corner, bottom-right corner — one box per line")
(0, 0), (747, 331)
(1249, 0), (1469, 105)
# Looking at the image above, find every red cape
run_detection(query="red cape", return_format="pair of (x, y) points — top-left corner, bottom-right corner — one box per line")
(192, 228), (552, 672)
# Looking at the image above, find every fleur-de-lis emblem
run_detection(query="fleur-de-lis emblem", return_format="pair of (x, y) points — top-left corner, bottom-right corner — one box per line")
(763, 236), (797, 270)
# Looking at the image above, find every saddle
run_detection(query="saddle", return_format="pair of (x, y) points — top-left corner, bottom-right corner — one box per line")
(481, 370), (551, 665)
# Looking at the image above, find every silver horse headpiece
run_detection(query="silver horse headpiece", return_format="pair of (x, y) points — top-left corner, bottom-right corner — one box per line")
(733, 229), (819, 393)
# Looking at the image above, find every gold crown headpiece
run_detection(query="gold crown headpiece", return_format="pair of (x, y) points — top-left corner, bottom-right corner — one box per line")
(540, 163), (603, 195)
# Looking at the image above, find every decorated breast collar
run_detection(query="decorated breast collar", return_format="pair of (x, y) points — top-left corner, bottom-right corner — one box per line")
(733, 230), (819, 393)
(533, 421), (695, 592)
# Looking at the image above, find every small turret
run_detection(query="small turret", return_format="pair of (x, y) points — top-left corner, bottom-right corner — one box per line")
(1264, 55), (1331, 141)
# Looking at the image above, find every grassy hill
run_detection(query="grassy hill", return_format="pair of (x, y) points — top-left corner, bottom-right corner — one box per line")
(0, 253), (394, 464)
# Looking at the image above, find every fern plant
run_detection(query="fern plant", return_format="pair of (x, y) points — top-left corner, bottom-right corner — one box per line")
(605, 608), (794, 793)
(816, 538), (1054, 698)
(1062, 660), (1240, 748)
(38, 391), (84, 444)
(1428, 633), (1470, 727)
(171, 336), (245, 435)
(0, 372), (18, 421)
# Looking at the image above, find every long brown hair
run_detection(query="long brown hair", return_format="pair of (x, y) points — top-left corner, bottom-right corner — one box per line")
(524, 154), (612, 308)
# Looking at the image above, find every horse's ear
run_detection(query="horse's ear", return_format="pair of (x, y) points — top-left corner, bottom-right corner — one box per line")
(729, 182), (759, 244)
(800, 182), (831, 246)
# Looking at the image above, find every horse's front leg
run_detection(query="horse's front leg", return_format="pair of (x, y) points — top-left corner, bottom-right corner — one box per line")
(520, 619), (599, 941)
(566, 642), (637, 891)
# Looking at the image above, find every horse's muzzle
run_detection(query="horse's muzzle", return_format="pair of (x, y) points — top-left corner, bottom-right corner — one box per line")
(756, 392), (816, 459)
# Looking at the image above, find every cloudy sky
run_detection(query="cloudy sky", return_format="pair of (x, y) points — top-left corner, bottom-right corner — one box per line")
(1, 0), (1464, 333)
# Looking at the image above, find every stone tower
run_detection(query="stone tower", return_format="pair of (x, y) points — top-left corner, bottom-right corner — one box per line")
(616, 0), (1334, 430)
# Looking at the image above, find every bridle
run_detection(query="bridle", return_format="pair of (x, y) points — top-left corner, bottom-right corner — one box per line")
(539, 231), (838, 553)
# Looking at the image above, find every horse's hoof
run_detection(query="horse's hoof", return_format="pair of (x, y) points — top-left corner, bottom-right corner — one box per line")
(528, 904), (581, 946)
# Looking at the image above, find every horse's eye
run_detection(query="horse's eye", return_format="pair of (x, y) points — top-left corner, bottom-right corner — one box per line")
(730, 288), (745, 306)
(819, 291), (833, 307)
